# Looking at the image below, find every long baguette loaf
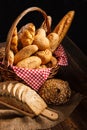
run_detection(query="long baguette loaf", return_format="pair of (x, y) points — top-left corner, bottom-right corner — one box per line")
(53, 10), (75, 45)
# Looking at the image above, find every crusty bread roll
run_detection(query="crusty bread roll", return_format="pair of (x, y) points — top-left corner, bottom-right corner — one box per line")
(16, 56), (42, 69)
(18, 23), (35, 47)
(35, 49), (52, 65)
(33, 28), (50, 50)
(14, 45), (38, 65)
(47, 32), (59, 52)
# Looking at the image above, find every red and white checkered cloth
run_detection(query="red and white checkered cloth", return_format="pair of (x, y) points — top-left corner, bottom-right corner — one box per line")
(11, 45), (68, 91)
(54, 44), (68, 66)
(12, 66), (51, 91)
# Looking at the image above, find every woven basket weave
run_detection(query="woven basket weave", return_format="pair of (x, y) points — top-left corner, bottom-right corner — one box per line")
(0, 7), (62, 89)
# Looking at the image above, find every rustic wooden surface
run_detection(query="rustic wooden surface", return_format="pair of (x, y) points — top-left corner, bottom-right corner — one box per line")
(46, 99), (87, 130)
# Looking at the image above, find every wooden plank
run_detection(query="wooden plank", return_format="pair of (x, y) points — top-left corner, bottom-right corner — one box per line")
(46, 102), (87, 130)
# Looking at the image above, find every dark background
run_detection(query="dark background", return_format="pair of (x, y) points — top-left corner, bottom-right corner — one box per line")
(0, 0), (87, 55)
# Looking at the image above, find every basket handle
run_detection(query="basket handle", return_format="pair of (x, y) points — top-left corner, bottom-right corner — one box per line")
(4, 7), (51, 67)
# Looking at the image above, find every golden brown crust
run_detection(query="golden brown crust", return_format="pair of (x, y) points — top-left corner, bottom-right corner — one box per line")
(35, 49), (52, 65)
(16, 56), (42, 69)
(10, 27), (18, 53)
(53, 11), (75, 44)
(14, 45), (38, 65)
(18, 23), (35, 47)
(8, 50), (14, 65)
(47, 32), (59, 52)
(33, 28), (50, 50)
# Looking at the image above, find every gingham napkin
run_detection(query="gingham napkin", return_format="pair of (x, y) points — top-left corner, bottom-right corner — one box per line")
(12, 45), (68, 91)
(54, 44), (68, 66)
(12, 66), (51, 91)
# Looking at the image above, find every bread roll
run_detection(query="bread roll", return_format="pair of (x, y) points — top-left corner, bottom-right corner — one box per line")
(33, 28), (50, 50)
(18, 23), (35, 47)
(47, 32), (59, 52)
(16, 56), (42, 69)
(35, 49), (52, 65)
(14, 45), (38, 65)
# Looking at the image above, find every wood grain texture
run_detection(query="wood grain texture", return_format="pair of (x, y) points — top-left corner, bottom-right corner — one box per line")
(46, 101), (87, 130)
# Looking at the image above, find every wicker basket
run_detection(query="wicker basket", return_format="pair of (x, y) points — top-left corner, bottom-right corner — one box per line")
(0, 7), (65, 90)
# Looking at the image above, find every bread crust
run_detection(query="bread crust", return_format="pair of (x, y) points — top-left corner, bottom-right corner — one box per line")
(16, 56), (42, 69)
(14, 45), (38, 65)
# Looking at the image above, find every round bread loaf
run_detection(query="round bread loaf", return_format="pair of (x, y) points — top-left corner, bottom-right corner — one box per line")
(38, 78), (71, 105)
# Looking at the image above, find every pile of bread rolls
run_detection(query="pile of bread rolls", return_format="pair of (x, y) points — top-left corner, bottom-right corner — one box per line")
(8, 10), (75, 70)
(9, 23), (60, 69)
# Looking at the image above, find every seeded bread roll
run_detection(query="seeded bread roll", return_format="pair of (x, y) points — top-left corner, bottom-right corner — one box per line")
(38, 79), (71, 105)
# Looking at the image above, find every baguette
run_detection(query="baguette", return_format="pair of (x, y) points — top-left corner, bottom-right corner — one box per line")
(53, 10), (75, 45)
